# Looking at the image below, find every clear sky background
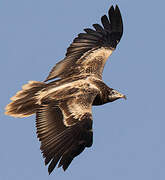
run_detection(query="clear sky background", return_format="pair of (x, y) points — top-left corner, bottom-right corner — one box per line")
(1, 0), (165, 180)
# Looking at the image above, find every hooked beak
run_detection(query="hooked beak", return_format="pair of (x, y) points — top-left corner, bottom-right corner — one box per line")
(117, 93), (127, 100)
(122, 95), (127, 100)
(108, 91), (127, 102)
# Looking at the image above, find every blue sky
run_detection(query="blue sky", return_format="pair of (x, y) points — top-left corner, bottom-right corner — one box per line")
(1, 0), (165, 179)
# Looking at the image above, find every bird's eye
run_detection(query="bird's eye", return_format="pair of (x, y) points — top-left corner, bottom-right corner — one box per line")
(111, 91), (115, 95)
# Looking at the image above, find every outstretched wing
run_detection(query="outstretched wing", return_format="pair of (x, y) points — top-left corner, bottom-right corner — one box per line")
(45, 5), (123, 81)
(36, 90), (97, 174)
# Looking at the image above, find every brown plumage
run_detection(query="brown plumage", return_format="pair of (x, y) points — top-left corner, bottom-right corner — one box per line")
(5, 5), (126, 174)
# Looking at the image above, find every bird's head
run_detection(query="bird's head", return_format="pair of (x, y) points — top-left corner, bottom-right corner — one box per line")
(108, 89), (126, 102)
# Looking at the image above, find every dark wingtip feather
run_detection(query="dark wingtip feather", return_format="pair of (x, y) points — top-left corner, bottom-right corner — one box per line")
(115, 5), (122, 16)
(92, 24), (105, 34)
(115, 5), (119, 9)
(115, 5), (123, 36)
(101, 15), (111, 31)
(62, 159), (72, 171)
(48, 157), (60, 174)
(115, 5), (122, 21)
(108, 5), (115, 19)
(84, 28), (96, 34)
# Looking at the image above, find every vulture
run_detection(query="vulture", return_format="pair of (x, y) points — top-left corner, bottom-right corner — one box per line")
(5, 5), (126, 174)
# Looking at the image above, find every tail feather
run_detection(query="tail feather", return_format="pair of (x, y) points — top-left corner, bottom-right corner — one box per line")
(5, 81), (46, 118)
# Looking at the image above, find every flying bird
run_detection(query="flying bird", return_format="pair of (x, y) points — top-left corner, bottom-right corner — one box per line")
(5, 5), (125, 174)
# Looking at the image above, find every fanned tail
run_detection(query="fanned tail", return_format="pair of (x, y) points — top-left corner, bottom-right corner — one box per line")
(5, 81), (46, 118)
